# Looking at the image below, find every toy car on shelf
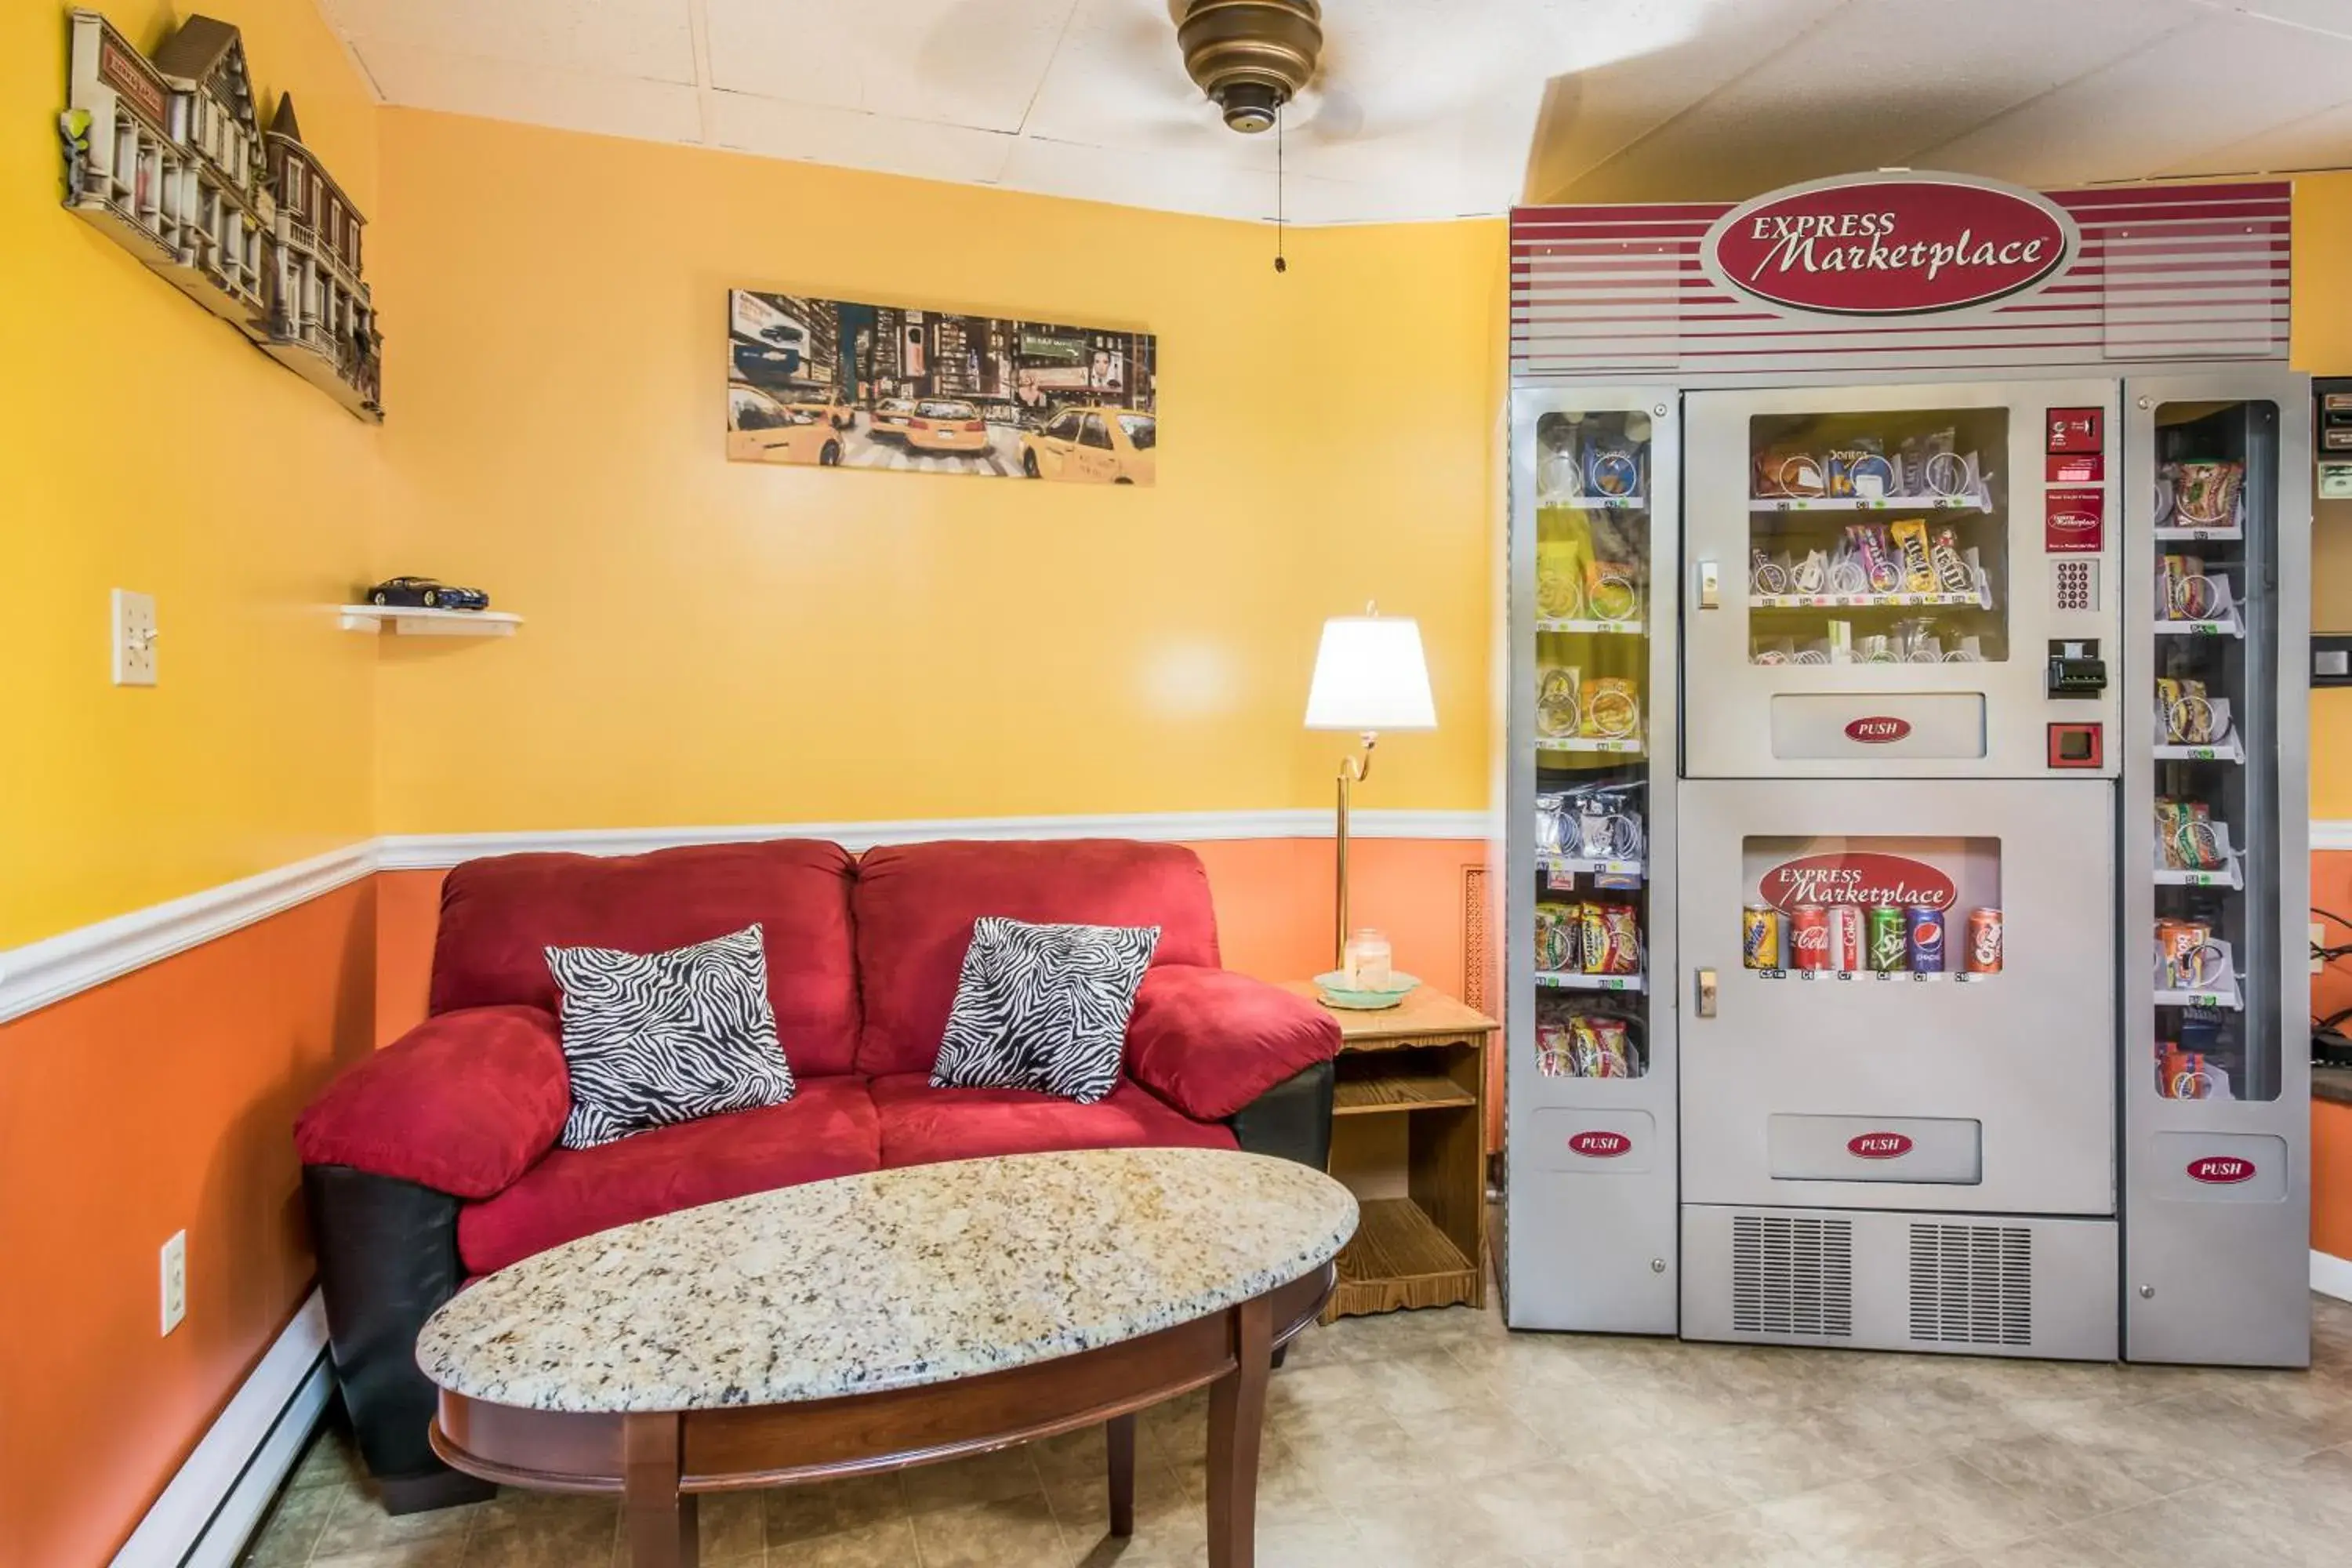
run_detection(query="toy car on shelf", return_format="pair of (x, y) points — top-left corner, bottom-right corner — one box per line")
(366, 576), (489, 611)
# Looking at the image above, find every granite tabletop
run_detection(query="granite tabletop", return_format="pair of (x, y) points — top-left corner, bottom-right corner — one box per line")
(415, 1147), (1358, 1415)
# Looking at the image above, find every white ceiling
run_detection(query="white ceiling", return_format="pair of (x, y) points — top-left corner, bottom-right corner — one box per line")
(316, 0), (2352, 225)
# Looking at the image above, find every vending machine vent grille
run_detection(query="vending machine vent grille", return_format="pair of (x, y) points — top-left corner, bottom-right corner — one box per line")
(1730, 1214), (1853, 1338)
(1907, 1224), (2033, 1346)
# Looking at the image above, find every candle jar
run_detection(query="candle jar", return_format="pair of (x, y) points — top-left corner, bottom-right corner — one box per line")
(1345, 928), (1393, 990)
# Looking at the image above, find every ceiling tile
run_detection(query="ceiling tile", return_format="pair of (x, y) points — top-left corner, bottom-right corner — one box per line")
(1020, 0), (1268, 162)
(321, 0), (697, 85)
(1558, 0), (2205, 201)
(2218, 0), (2352, 42)
(1918, 13), (2352, 184)
(355, 38), (704, 144)
(1523, 0), (1853, 202)
(710, 92), (1018, 187)
(702, 0), (1077, 132)
(2154, 96), (2352, 176)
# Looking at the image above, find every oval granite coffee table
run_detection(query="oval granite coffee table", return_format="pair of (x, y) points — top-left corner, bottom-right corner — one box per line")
(416, 1146), (1357, 1567)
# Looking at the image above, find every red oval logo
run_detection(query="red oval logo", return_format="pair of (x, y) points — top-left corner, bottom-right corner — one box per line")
(1758, 852), (1955, 915)
(1846, 717), (1912, 744)
(1849, 1133), (1914, 1159)
(1704, 174), (2073, 318)
(1569, 1131), (1632, 1159)
(2186, 1156), (2256, 1185)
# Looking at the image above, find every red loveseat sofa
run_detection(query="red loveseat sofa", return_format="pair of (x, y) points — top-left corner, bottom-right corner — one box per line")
(294, 837), (1339, 1511)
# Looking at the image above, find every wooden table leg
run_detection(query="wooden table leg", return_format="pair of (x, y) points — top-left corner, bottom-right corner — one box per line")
(1105, 1411), (1137, 1537)
(623, 1412), (699, 1568)
(1204, 1293), (1272, 1568)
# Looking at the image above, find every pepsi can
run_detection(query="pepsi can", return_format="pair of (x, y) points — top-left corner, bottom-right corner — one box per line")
(1907, 907), (1945, 973)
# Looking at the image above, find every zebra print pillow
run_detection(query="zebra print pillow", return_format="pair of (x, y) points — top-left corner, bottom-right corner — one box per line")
(545, 924), (795, 1149)
(931, 916), (1160, 1105)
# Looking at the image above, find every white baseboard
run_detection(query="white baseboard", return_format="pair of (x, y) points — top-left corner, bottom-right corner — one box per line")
(2316, 1250), (2352, 1304)
(111, 1291), (332, 1568)
(376, 807), (1497, 871)
(0, 846), (376, 1025)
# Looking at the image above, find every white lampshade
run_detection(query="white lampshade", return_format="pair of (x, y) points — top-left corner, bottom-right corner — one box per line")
(1304, 615), (1438, 732)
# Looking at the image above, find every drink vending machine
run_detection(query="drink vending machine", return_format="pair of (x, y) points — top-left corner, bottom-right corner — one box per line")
(1502, 173), (2310, 1366)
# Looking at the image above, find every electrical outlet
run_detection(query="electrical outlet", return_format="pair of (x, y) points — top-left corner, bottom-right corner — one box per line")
(112, 589), (158, 686)
(160, 1231), (186, 1335)
(2314, 921), (2327, 975)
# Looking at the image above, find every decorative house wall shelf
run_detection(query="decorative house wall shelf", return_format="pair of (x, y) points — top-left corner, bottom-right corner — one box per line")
(61, 11), (383, 422)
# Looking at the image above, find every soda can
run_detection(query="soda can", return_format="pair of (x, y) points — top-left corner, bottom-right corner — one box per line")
(1791, 906), (1831, 971)
(1965, 908), (2002, 974)
(1741, 905), (1780, 970)
(1907, 906), (1946, 973)
(1867, 906), (1907, 972)
(1828, 905), (1864, 974)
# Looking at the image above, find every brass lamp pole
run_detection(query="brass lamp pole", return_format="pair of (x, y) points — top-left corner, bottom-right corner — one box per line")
(1305, 605), (1438, 975)
(1333, 733), (1377, 970)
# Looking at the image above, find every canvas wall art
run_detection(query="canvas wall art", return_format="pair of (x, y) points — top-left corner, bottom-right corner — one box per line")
(726, 290), (1157, 484)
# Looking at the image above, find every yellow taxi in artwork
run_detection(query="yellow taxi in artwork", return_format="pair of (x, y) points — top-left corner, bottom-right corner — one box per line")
(869, 397), (917, 439)
(902, 399), (993, 455)
(727, 383), (843, 466)
(786, 389), (855, 430)
(1019, 406), (1156, 485)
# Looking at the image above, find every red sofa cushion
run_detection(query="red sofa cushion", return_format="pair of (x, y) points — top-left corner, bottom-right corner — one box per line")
(868, 1072), (1236, 1167)
(1124, 966), (1341, 1121)
(457, 1076), (880, 1275)
(851, 840), (1221, 1077)
(294, 1006), (569, 1199)
(430, 840), (863, 1077)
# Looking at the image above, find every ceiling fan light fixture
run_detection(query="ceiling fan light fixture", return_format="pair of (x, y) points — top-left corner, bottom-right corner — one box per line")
(1178, 0), (1323, 134)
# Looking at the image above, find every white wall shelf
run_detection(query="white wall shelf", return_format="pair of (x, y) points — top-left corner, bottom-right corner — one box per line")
(338, 605), (521, 637)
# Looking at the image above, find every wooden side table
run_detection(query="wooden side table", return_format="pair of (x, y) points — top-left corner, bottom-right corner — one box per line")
(1284, 984), (1497, 1320)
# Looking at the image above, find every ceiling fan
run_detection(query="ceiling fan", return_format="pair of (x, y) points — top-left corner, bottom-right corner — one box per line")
(1175, 0), (1327, 134)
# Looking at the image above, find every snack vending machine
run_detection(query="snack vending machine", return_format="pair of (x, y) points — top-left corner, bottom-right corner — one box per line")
(1502, 175), (2310, 1366)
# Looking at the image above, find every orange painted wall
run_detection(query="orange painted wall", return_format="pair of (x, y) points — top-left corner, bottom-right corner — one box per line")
(0, 884), (377, 1568)
(375, 837), (1489, 1045)
(2318, 1102), (2352, 1261)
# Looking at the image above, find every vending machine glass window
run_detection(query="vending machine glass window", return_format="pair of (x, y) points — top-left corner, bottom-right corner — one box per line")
(1748, 408), (2012, 666)
(1530, 408), (1655, 1080)
(2147, 400), (2281, 1104)
(1737, 837), (2003, 980)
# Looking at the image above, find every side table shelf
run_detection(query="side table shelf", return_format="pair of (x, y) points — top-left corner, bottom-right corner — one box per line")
(1286, 984), (1497, 1321)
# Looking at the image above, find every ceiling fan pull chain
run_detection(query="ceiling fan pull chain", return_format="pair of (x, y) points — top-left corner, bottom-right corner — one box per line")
(1275, 101), (1287, 274)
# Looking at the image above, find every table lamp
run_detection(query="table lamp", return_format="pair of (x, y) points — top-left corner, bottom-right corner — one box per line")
(1305, 605), (1439, 969)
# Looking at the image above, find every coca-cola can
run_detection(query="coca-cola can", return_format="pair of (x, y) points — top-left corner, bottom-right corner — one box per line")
(1966, 907), (2002, 974)
(1791, 905), (1831, 971)
(1827, 905), (1864, 974)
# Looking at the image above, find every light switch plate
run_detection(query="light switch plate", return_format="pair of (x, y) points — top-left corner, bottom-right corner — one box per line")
(112, 589), (157, 686)
(161, 1230), (187, 1335)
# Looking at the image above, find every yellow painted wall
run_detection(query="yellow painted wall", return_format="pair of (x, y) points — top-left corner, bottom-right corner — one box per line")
(369, 110), (1504, 834)
(0, 1), (380, 947)
(2293, 172), (2352, 816)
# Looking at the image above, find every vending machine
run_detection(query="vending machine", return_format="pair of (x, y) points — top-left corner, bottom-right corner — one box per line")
(1502, 174), (2310, 1366)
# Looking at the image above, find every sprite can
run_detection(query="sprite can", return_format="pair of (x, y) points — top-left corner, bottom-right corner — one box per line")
(1866, 906), (1907, 972)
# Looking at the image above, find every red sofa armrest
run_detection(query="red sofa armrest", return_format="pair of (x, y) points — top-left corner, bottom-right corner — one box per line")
(1124, 966), (1340, 1123)
(295, 1006), (570, 1199)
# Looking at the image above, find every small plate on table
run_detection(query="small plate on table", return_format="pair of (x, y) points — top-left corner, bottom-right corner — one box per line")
(1312, 971), (1421, 1011)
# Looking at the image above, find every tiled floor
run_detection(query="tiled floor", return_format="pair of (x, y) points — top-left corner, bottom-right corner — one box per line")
(245, 1292), (2352, 1568)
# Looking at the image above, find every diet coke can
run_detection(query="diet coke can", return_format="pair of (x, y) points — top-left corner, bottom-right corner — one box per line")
(1791, 906), (1831, 972)
(1907, 906), (1945, 973)
(1827, 905), (1864, 974)
(1965, 907), (2002, 974)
